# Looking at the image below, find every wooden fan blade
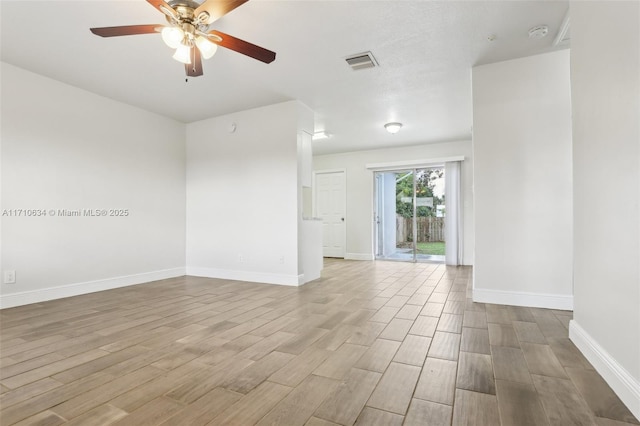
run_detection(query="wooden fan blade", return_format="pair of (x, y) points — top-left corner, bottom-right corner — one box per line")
(90, 25), (161, 37)
(147, 0), (178, 20)
(194, 0), (249, 24)
(185, 47), (204, 77)
(207, 30), (276, 64)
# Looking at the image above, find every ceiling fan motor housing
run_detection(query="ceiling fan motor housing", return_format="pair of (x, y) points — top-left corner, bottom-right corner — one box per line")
(167, 0), (208, 25)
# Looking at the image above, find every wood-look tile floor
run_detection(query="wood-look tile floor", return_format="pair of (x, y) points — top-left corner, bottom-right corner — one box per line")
(1, 259), (638, 426)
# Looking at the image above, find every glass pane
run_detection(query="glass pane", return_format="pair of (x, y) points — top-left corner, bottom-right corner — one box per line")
(375, 170), (415, 261)
(395, 170), (415, 261)
(414, 168), (446, 262)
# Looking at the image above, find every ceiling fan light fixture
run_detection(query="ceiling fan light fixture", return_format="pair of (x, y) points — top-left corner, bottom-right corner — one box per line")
(173, 43), (192, 64)
(384, 122), (403, 134)
(161, 26), (184, 49)
(195, 35), (218, 59)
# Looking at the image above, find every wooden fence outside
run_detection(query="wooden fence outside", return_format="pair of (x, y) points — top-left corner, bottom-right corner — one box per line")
(397, 216), (445, 243)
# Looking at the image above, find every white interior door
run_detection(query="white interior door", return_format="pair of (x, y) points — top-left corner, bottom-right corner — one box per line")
(315, 171), (346, 258)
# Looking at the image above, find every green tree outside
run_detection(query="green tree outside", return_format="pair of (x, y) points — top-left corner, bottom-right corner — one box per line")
(396, 169), (444, 218)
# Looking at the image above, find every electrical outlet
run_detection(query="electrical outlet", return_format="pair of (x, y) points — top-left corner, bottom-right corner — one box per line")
(4, 270), (16, 284)
(279, 256), (285, 264)
(238, 254), (244, 263)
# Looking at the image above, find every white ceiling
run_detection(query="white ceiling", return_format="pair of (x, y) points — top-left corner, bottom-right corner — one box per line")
(0, 0), (569, 155)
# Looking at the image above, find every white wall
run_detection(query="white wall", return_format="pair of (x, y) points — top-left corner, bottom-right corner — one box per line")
(472, 50), (573, 310)
(313, 141), (474, 263)
(569, 1), (640, 418)
(0, 62), (186, 308)
(186, 101), (313, 286)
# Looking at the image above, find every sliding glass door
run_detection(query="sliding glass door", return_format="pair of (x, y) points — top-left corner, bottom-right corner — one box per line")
(375, 167), (445, 262)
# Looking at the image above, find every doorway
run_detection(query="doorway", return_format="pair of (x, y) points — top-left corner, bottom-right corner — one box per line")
(374, 167), (445, 262)
(315, 170), (346, 258)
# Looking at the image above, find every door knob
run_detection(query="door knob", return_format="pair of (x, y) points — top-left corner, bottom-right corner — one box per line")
(341, 218), (345, 221)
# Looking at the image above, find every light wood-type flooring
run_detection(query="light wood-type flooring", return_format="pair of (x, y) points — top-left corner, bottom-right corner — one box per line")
(1, 259), (638, 425)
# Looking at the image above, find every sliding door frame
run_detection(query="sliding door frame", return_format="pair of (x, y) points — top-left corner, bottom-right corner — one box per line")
(372, 160), (457, 264)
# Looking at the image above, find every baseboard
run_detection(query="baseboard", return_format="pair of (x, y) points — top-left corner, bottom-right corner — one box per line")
(187, 267), (301, 287)
(570, 320), (640, 420)
(0, 267), (186, 309)
(344, 253), (375, 261)
(299, 271), (321, 285)
(472, 288), (573, 310)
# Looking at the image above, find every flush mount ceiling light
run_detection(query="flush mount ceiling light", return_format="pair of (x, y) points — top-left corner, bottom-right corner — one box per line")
(312, 131), (331, 141)
(528, 25), (549, 39)
(384, 122), (403, 134)
(89, 0), (276, 78)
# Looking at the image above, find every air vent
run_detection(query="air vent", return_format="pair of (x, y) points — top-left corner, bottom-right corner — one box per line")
(345, 51), (378, 70)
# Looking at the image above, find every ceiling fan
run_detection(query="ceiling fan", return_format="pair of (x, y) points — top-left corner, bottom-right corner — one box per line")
(90, 0), (276, 77)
